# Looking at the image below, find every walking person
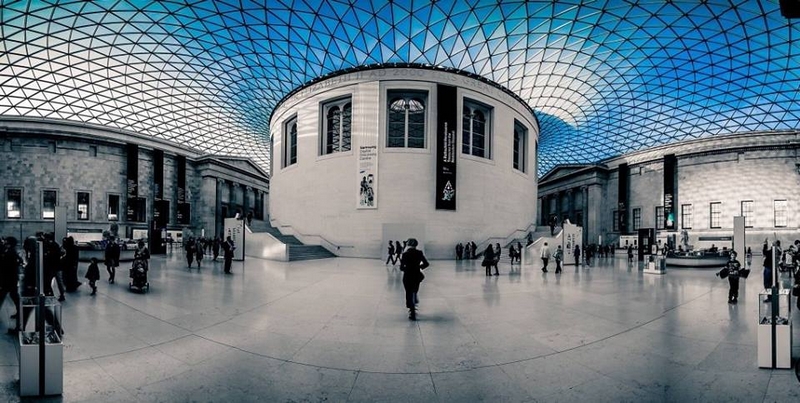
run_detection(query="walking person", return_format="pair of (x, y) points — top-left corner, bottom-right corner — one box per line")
(573, 244), (581, 266)
(105, 237), (120, 284)
(212, 237), (221, 261)
(517, 241), (524, 263)
(394, 240), (403, 263)
(627, 244), (634, 263)
(400, 238), (429, 321)
(223, 236), (235, 274)
(541, 242), (551, 273)
(465, 242), (472, 261)
(717, 251), (742, 304)
(195, 238), (204, 268)
(482, 244), (495, 276)
(554, 245), (563, 273)
(63, 237), (81, 291)
(85, 257), (101, 296)
(185, 237), (195, 268)
(493, 243), (501, 275)
(386, 241), (396, 265)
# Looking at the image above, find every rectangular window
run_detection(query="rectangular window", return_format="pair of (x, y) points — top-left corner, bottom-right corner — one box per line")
(6, 188), (22, 219)
(282, 116), (298, 168)
(387, 90), (427, 148)
(710, 202), (722, 229)
(513, 120), (527, 172)
(632, 208), (641, 231)
(321, 96), (352, 155)
(108, 194), (119, 221)
(77, 192), (90, 220)
(42, 190), (57, 219)
(462, 98), (492, 158)
(655, 206), (665, 230)
(741, 200), (754, 228)
(612, 210), (619, 232)
(774, 200), (788, 227)
(682, 204), (693, 229)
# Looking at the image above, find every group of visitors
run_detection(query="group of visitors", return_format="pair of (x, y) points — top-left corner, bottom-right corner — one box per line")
(385, 240), (407, 265)
(454, 241), (478, 260)
(183, 236), (235, 274)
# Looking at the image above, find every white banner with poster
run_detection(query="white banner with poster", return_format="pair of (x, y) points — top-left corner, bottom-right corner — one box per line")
(357, 143), (378, 209)
(562, 219), (583, 265)
(224, 217), (245, 261)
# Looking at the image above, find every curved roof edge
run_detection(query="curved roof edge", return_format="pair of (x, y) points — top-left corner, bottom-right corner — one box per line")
(270, 62), (539, 128)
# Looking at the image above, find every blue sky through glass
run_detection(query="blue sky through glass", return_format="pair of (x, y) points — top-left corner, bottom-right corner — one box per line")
(0, 0), (798, 176)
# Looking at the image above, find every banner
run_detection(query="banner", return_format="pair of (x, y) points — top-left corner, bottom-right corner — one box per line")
(618, 163), (629, 234)
(153, 149), (164, 200)
(224, 217), (245, 261)
(126, 143), (138, 221)
(436, 84), (457, 210)
(176, 155), (191, 224)
(357, 144), (378, 209)
(663, 154), (677, 230)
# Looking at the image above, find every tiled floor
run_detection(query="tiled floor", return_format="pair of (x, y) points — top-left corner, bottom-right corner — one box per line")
(1, 252), (799, 402)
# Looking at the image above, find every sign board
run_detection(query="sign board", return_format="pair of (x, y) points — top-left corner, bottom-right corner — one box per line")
(224, 217), (245, 261)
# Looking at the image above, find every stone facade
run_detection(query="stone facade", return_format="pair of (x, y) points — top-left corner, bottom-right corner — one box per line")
(539, 131), (800, 250)
(0, 118), (269, 244)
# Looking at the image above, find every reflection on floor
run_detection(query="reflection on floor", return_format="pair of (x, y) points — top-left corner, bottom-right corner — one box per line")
(1, 253), (799, 402)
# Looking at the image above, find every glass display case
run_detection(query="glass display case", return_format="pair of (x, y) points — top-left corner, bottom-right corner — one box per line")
(757, 288), (792, 369)
(18, 296), (63, 396)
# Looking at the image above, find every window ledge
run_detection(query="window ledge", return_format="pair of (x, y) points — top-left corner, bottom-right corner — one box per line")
(317, 150), (354, 162)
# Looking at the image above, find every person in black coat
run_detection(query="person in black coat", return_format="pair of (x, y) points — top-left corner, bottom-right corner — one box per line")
(64, 236), (81, 291)
(400, 238), (429, 320)
(223, 236), (235, 274)
(105, 237), (120, 284)
(213, 237), (221, 261)
(85, 257), (101, 296)
(185, 237), (195, 268)
(482, 244), (495, 276)
(0, 237), (22, 322)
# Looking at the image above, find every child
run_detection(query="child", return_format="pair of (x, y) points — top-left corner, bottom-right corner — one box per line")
(716, 251), (742, 304)
(85, 257), (101, 296)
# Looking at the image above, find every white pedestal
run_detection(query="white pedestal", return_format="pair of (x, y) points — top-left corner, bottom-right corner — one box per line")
(644, 257), (666, 275)
(18, 333), (63, 396)
(757, 323), (792, 368)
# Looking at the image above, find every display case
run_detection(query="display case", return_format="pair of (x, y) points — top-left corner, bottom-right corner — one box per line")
(757, 289), (792, 369)
(18, 296), (63, 396)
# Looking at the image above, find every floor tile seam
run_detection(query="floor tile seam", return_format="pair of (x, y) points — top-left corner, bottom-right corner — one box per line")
(344, 370), (361, 402)
(492, 358), (539, 402)
(62, 333), (197, 364)
(89, 356), (147, 402)
(489, 287), (718, 368)
(280, 291), (358, 364)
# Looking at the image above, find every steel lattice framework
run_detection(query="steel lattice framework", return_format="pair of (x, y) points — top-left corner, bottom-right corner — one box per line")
(1, 1), (798, 176)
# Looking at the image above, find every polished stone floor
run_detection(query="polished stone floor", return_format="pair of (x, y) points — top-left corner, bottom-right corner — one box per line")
(1, 252), (799, 402)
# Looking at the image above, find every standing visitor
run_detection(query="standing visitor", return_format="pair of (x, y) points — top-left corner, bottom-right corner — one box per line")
(223, 236), (235, 274)
(0, 237), (22, 322)
(482, 244), (495, 276)
(213, 237), (221, 261)
(465, 242), (472, 261)
(573, 244), (581, 266)
(400, 238), (429, 321)
(541, 242), (551, 273)
(493, 243), (501, 275)
(105, 237), (120, 284)
(195, 239), (204, 268)
(554, 245), (563, 274)
(185, 237), (195, 268)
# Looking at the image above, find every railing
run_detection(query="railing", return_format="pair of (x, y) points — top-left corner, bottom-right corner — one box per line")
(268, 218), (354, 253)
(470, 223), (539, 258)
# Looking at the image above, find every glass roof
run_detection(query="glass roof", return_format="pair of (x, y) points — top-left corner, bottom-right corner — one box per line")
(1, 1), (798, 176)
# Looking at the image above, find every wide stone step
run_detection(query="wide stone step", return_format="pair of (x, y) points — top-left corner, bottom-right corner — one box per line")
(288, 245), (335, 261)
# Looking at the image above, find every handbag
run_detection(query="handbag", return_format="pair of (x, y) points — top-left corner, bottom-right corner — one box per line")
(739, 269), (750, 279)
(792, 284), (800, 297)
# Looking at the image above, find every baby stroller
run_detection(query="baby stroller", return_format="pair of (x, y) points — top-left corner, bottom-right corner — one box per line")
(129, 258), (150, 292)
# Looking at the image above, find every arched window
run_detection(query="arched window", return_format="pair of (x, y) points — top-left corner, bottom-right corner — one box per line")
(282, 116), (297, 168)
(462, 99), (492, 158)
(387, 90), (427, 148)
(321, 97), (352, 155)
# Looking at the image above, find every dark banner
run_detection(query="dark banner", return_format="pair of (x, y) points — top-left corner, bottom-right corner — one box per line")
(663, 154), (677, 231)
(176, 155), (186, 204)
(177, 202), (191, 225)
(176, 155), (190, 224)
(618, 163), (629, 234)
(436, 84), (457, 210)
(153, 149), (164, 200)
(151, 200), (169, 254)
(154, 199), (169, 228)
(126, 144), (139, 221)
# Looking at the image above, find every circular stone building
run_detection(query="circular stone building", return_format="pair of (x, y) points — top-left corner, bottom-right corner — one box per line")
(269, 65), (540, 259)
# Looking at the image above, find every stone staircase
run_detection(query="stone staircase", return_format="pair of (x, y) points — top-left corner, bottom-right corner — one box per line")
(247, 219), (336, 261)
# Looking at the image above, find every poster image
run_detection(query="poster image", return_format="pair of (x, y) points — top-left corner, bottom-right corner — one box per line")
(357, 144), (378, 209)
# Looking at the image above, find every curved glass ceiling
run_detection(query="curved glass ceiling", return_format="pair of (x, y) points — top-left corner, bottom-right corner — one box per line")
(1, 1), (798, 176)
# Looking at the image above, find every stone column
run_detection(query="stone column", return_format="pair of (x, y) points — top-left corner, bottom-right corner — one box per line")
(581, 186), (589, 244)
(216, 178), (225, 237)
(244, 185), (252, 215)
(555, 191), (563, 224)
